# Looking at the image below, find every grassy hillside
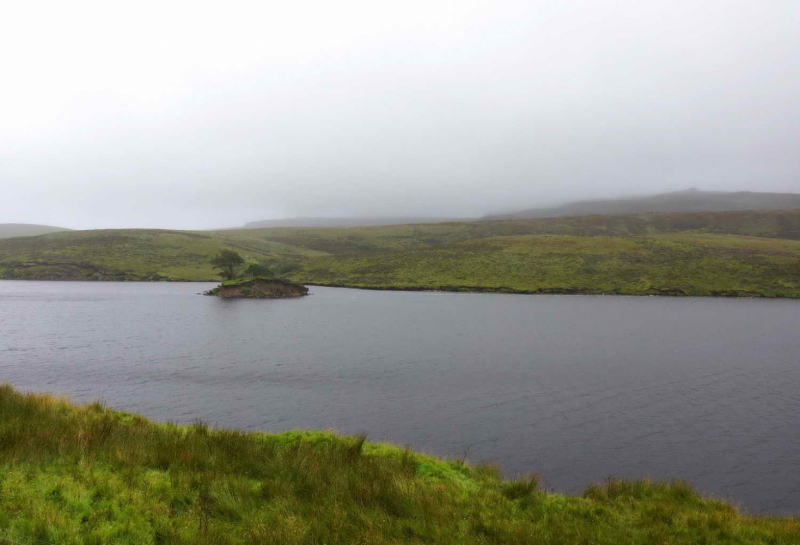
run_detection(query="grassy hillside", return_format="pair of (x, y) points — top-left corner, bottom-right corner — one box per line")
(0, 223), (71, 239)
(485, 189), (800, 220)
(1, 384), (797, 544)
(0, 210), (798, 296)
(290, 233), (800, 297)
(252, 208), (800, 255)
(3, 208), (797, 272)
(0, 229), (324, 281)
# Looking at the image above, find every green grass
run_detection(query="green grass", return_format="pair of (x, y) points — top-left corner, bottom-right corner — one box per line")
(1, 209), (799, 297)
(289, 233), (800, 297)
(1, 384), (798, 544)
(0, 229), (324, 281)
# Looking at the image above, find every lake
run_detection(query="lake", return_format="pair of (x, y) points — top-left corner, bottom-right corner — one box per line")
(1, 280), (799, 514)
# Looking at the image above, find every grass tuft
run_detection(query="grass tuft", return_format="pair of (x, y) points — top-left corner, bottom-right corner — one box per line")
(0, 384), (797, 544)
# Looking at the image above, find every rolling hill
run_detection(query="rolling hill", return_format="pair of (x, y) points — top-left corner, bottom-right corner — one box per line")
(0, 223), (71, 239)
(0, 229), (324, 281)
(0, 209), (798, 297)
(485, 189), (800, 220)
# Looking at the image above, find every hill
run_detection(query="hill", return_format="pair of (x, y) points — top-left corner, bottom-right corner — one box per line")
(0, 229), (324, 281)
(0, 223), (70, 239)
(485, 189), (800, 220)
(252, 209), (800, 255)
(0, 210), (798, 297)
(290, 233), (800, 297)
(243, 216), (471, 228)
(1, 384), (798, 544)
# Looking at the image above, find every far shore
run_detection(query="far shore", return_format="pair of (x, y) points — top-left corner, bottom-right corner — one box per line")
(3, 277), (799, 299)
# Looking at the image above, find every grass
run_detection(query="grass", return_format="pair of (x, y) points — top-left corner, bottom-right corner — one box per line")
(254, 208), (800, 254)
(1, 383), (798, 544)
(291, 233), (800, 297)
(0, 229), (324, 281)
(0, 209), (799, 297)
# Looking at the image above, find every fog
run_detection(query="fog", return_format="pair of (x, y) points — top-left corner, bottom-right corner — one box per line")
(1, 0), (798, 229)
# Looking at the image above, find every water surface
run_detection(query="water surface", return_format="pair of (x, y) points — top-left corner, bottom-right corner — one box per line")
(1, 281), (799, 514)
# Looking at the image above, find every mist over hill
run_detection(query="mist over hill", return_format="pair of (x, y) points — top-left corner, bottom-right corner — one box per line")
(0, 224), (71, 239)
(243, 217), (471, 229)
(484, 190), (800, 220)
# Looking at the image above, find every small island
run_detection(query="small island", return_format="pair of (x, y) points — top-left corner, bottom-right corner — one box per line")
(204, 250), (309, 298)
(204, 277), (309, 298)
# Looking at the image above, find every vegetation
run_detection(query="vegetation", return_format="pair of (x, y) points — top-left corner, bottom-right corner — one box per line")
(242, 263), (274, 278)
(291, 233), (800, 297)
(0, 384), (797, 544)
(0, 209), (798, 297)
(210, 249), (246, 280)
(205, 277), (308, 298)
(0, 229), (324, 281)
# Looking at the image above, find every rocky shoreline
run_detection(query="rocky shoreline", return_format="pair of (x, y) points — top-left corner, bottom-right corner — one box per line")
(204, 277), (309, 298)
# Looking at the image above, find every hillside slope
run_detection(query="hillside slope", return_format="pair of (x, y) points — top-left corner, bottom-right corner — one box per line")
(0, 223), (70, 239)
(0, 210), (798, 297)
(290, 233), (800, 297)
(1, 384), (798, 544)
(0, 229), (323, 281)
(486, 190), (800, 220)
(254, 209), (800, 256)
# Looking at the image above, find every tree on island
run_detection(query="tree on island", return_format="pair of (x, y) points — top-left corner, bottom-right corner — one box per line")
(243, 263), (274, 278)
(210, 249), (245, 280)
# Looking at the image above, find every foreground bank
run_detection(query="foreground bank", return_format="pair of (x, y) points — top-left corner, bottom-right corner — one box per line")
(0, 385), (797, 544)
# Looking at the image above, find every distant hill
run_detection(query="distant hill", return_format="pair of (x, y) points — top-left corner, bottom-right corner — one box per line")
(484, 189), (800, 220)
(1, 209), (799, 299)
(244, 217), (471, 229)
(0, 223), (71, 239)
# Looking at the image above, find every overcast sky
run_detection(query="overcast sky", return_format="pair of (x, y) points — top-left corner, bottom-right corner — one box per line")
(1, 0), (798, 229)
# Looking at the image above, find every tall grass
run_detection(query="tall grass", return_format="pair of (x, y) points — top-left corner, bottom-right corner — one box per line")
(0, 384), (797, 544)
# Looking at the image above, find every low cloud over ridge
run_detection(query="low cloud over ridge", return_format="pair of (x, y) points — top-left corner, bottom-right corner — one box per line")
(1, 0), (799, 229)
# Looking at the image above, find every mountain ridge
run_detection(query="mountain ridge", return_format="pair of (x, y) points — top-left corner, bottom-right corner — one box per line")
(484, 189), (800, 220)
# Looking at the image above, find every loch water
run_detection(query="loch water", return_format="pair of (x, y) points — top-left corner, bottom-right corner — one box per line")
(1, 281), (799, 514)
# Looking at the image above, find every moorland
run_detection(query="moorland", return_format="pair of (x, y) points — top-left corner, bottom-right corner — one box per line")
(1, 209), (799, 297)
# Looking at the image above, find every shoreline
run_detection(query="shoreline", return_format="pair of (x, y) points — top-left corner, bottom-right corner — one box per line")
(0, 382), (797, 543)
(2, 277), (799, 299)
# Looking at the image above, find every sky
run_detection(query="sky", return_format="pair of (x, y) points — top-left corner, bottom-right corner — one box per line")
(1, 0), (799, 229)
